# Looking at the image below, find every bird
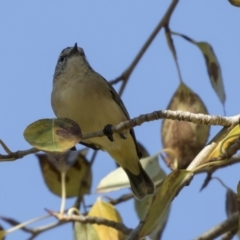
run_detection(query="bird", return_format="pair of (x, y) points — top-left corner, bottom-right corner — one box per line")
(51, 43), (155, 200)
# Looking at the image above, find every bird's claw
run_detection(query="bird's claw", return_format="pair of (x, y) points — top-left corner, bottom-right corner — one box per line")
(103, 124), (114, 142)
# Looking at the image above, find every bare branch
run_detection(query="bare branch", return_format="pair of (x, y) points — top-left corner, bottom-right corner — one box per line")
(49, 211), (133, 236)
(105, 193), (134, 205)
(110, 0), (179, 96)
(0, 139), (39, 162)
(194, 212), (238, 240)
(83, 110), (240, 141)
(1, 111), (239, 162)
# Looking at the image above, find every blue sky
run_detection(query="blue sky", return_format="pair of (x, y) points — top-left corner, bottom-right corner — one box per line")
(0, 1), (240, 239)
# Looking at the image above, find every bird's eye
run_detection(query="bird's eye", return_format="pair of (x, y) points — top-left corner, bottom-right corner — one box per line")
(58, 56), (65, 63)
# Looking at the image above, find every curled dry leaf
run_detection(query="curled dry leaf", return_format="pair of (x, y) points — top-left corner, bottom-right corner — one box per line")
(37, 149), (92, 198)
(161, 82), (210, 169)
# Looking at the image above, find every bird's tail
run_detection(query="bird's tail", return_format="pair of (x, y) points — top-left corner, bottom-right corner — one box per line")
(124, 162), (155, 200)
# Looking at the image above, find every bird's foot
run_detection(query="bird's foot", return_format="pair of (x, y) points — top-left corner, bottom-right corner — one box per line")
(103, 124), (114, 142)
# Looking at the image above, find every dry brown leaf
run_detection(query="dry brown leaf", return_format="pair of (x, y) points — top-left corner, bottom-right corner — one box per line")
(161, 82), (209, 169)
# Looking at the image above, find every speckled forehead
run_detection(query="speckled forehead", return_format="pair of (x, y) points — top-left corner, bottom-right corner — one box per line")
(60, 47), (84, 56)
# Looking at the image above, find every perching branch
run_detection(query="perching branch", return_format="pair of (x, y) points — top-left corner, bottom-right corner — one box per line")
(1, 110), (239, 162)
(48, 211), (133, 236)
(82, 110), (240, 141)
(194, 212), (238, 240)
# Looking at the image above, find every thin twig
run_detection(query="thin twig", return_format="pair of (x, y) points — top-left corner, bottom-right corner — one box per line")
(110, 0), (179, 96)
(0, 144), (39, 162)
(165, 25), (183, 82)
(27, 221), (66, 240)
(194, 212), (238, 240)
(73, 149), (98, 210)
(48, 211), (132, 235)
(105, 193), (134, 205)
(197, 156), (240, 190)
(0, 214), (50, 237)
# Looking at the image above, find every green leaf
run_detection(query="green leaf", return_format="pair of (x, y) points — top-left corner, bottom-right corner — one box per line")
(138, 170), (193, 238)
(135, 169), (169, 239)
(24, 118), (82, 152)
(96, 153), (165, 193)
(74, 222), (100, 240)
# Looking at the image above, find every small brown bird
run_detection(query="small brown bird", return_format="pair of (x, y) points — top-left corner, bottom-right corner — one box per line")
(51, 43), (155, 199)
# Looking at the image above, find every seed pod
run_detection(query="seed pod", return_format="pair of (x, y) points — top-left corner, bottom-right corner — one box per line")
(161, 82), (210, 169)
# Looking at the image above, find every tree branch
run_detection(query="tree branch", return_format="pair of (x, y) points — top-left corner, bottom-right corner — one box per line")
(1, 111), (239, 162)
(82, 110), (240, 141)
(105, 193), (134, 206)
(194, 212), (238, 240)
(110, 0), (179, 96)
(48, 211), (132, 236)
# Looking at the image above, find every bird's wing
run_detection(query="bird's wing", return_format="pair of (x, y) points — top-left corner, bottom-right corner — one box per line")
(103, 76), (141, 159)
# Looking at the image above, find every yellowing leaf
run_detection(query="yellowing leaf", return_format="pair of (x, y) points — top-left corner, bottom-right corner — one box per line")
(74, 222), (100, 240)
(37, 149), (92, 198)
(207, 124), (240, 161)
(24, 118), (82, 152)
(88, 198), (123, 240)
(138, 170), (193, 238)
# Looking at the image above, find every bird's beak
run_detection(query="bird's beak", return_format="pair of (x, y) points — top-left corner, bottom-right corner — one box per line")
(69, 43), (79, 55)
